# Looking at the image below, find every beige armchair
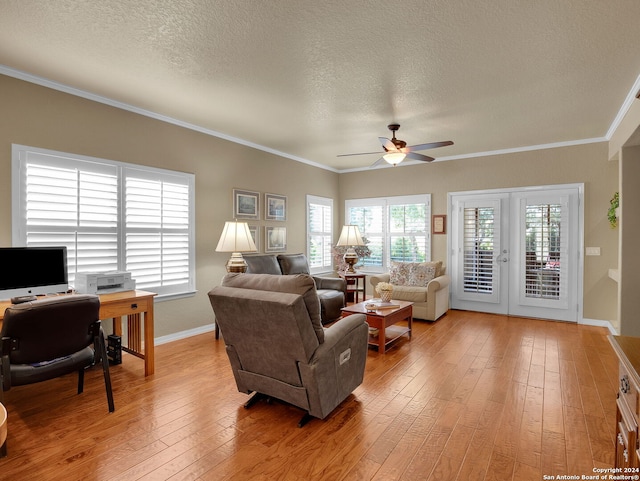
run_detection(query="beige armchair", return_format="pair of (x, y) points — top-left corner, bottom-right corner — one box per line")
(208, 273), (368, 427)
(370, 261), (450, 321)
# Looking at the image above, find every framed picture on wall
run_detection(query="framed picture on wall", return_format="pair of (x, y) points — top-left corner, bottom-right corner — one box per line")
(265, 193), (287, 221)
(233, 189), (259, 219)
(265, 226), (287, 252)
(432, 214), (446, 234)
(248, 225), (260, 252)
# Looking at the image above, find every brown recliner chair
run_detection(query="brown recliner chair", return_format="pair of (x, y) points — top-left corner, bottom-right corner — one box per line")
(208, 273), (368, 426)
(0, 294), (115, 414)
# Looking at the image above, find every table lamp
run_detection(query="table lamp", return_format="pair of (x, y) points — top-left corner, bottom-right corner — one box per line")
(215, 221), (257, 273)
(336, 225), (365, 273)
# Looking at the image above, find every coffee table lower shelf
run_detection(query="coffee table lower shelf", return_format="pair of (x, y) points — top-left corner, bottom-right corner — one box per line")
(368, 325), (411, 352)
(341, 300), (413, 354)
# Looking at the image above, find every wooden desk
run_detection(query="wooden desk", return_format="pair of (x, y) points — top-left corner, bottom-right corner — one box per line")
(0, 290), (157, 376)
(99, 290), (157, 376)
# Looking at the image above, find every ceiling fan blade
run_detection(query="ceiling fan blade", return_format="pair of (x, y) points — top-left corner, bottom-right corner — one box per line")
(379, 137), (398, 152)
(406, 151), (435, 162)
(337, 151), (384, 157)
(370, 157), (387, 168)
(407, 140), (454, 151)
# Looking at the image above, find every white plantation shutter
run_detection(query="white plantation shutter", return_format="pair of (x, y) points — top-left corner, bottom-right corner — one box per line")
(463, 206), (496, 294)
(12, 145), (195, 298)
(125, 171), (191, 291)
(346, 195), (431, 271)
(307, 195), (333, 274)
(523, 202), (564, 300)
(388, 202), (428, 262)
(19, 159), (119, 285)
(346, 204), (384, 268)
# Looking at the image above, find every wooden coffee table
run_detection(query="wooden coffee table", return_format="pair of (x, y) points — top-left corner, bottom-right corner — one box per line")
(341, 300), (413, 353)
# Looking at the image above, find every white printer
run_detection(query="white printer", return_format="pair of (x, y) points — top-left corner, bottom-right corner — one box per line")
(74, 271), (136, 294)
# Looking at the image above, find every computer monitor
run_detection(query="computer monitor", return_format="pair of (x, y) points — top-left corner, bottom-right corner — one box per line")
(0, 246), (69, 300)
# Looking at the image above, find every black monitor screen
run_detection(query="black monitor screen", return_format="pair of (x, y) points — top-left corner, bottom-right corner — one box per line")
(0, 247), (68, 296)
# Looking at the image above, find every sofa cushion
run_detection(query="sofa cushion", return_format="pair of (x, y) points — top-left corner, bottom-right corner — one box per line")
(221, 273), (324, 343)
(277, 253), (311, 275)
(244, 254), (282, 275)
(389, 262), (411, 285)
(389, 285), (429, 303)
(390, 261), (442, 286)
(408, 264), (437, 287)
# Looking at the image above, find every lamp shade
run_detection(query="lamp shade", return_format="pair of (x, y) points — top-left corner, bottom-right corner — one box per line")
(336, 225), (365, 247)
(383, 152), (406, 166)
(215, 221), (257, 253)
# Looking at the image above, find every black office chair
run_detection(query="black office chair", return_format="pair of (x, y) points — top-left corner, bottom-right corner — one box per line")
(0, 294), (114, 414)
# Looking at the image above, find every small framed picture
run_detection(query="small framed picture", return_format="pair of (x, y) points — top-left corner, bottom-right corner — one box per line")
(248, 225), (260, 252)
(233, 189), (259, 219)
(432, 214), (447, 235)
(265, 193), (287, 221)
(265, 226), (287, 252)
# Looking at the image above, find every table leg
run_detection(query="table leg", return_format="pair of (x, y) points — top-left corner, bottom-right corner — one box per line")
(112, 317), (122, 336)
(143, 309), (155, 376)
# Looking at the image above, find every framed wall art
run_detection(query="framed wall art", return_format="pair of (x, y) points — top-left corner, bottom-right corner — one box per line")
(233, 189), (260, 219)
(432, 214), (447, 235)
(248, 224), (260, 252)
(265, 193), (287, 221)
(265, 226), (287, 252)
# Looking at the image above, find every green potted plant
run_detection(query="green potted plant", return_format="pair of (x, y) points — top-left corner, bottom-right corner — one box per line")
(608, 191), (619, 228)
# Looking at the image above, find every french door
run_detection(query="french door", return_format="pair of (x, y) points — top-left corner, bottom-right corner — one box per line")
(449, 185), (582, 322)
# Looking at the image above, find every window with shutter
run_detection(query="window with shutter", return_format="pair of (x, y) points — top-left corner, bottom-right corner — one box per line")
(345, 195), (431, 271)
(306, 195), (333, 274)
(462, 206), (495, 294)
(524, 203), (562, 299)
(12, 144), (195, 299)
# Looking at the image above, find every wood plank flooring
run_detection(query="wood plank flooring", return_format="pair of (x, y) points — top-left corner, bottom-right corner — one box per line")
(0, 310), (620, 480)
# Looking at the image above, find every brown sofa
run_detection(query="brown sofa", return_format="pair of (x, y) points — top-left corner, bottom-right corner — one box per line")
(244, 253), (346, 324)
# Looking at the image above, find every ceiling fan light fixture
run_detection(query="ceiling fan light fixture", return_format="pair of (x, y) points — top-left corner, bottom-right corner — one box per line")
(383, 152), (406, 165)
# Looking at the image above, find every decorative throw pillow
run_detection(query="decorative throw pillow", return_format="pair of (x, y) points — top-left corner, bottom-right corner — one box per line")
(408, 264), (436, 287)
(424, 260), (443, 277)
(389, 261), (411, 286)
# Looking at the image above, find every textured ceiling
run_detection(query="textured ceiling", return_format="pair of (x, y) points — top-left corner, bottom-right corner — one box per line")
(1, 0), (640, 172)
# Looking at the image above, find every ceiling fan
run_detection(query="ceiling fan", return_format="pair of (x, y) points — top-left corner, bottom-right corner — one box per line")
(338, 124), (453, 167)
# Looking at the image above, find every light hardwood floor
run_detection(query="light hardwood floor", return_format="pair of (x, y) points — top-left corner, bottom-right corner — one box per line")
(0, 310), (619, 480)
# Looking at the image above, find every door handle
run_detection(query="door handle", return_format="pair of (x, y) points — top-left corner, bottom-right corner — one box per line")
(495, 250), (509, 264)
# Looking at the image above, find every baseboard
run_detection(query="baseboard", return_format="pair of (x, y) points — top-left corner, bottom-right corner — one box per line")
(155, 323), (216, 346)
(580, 317), (617, 335)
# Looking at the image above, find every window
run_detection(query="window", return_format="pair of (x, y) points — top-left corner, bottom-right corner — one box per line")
(524, 202), (562, 299)
(12, 144), (195, 299)
(306, 195), (333, 274)
(345, 194), (431, 272)
(462, 206), (495, 294)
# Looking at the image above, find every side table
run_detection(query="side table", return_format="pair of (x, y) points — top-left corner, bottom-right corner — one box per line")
(341, 272), (366, 304)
